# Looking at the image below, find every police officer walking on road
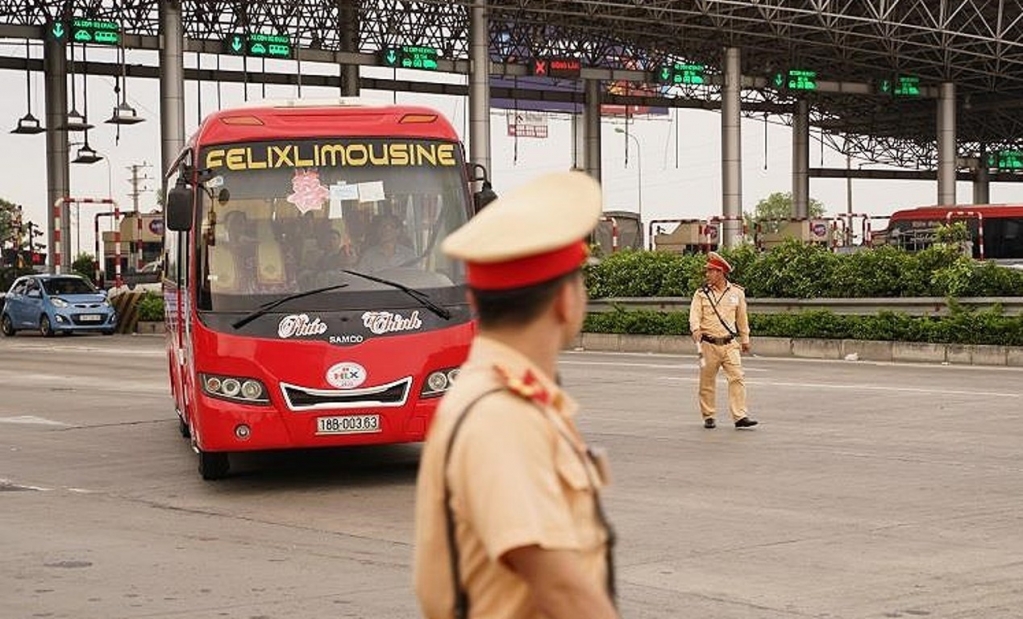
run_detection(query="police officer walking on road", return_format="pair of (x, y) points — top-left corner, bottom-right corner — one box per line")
(689, 251), (759, 430)
(414, 171), (618, 619)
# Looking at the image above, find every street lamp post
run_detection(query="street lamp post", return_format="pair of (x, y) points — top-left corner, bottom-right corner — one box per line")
(614, 127), (643, 227)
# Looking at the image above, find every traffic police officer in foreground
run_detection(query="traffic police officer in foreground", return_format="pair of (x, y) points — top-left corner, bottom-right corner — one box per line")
(414, 171), (618, 619)
(689, 251), (759, 429)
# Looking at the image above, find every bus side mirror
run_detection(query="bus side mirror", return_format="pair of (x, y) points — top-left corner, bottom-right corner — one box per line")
(166, 184), (194, 232)
(473, 181), (498, 213)
(467, 163), (497, 213)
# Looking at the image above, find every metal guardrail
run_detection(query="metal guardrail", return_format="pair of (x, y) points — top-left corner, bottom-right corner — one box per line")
(588, 297), (1023, 316)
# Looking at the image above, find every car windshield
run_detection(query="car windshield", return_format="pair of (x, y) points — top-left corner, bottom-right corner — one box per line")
(42, 277), (96, 296)
(195, 137), (472, 312)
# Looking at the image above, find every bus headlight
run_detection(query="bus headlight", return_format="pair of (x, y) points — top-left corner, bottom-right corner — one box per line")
(421, 367), (461, 398)
(200, 373), (270, 404)
(241, 380), (264, 400)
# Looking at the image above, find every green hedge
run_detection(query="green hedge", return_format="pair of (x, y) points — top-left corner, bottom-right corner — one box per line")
(584, 240), (1023, 298)
(136, 292), (165, 322)
(584, 305), (1023, 347)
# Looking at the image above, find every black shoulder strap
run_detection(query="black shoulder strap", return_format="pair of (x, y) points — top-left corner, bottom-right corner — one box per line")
(703, 285), (738, 338)
(442, 388), (503, 619)
(442, 389), (618, 617)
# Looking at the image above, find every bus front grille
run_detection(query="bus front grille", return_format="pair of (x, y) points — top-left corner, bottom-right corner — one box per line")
(279, 377), (412, 412)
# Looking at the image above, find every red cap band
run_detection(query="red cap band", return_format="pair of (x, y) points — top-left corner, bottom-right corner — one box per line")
(467, 241), (588, 290)
(706, 255), (731, 273)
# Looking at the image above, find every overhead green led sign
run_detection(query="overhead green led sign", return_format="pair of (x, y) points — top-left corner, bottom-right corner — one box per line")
(773, 69), (818, 91)
(987, 149), (1023, 171)
(49, 19), (121, 46)
(656, 62), (706, 85)
(380, 46), (439, 71)
(222, 33), (293, 59)
(878, 75), (921, 97)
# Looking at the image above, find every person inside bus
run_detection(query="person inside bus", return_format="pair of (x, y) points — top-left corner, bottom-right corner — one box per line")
(357, 213), (416, 272)
(209, 210), (256, 293)
(316, 227), (357, 272)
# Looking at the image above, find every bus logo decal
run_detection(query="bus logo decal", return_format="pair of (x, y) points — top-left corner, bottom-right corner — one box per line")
(325, 362), (367, 389)
(278, 313), (329, 338)
(329, 334), (365, 345)
(362, 310), (423, 335)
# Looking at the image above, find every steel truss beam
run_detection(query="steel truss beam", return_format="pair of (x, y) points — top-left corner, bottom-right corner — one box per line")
(2, 1), (1023, 168)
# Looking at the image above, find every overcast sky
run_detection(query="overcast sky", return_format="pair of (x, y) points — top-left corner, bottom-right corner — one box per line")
(2, 40), (1020, 258)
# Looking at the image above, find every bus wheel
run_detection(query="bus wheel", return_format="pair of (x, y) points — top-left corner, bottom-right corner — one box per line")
(178, 415), (191, 439)
(198, 450), (230, 481)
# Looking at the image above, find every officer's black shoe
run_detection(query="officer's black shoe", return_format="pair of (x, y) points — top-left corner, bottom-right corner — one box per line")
(734, 417), (759, 429)
(703, 418), (716, 429)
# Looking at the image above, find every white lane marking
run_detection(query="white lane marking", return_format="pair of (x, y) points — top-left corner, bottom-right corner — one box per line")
(0, 478), (52, 491)
(0, 415), (70, 426)
(659, 376), (1022, 398)
(562, 360), (769, 372)
(0, 370), (166, 393)
(0, 343), (163, 356)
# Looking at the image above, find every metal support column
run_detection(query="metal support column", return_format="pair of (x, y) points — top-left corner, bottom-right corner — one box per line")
(721, 47), (742, 247)
(572, 113), (586, 170)
(973, 144), (990, 204)
(468, 0), (491, 181)
(584, 79), (601, 181)
(44, 36), (69, 274)
(937, 82), (957, 206)
(792, 99), (810, 218)
(159, 0), (186, 185)
(339, 0), (360, 96)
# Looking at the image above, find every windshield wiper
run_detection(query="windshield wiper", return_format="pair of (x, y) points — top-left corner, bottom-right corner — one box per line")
(341, 269), (452, 320)
(231, 283), (350, 329)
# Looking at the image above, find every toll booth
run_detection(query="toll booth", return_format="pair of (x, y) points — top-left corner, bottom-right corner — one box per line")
(652, 219), (719, 254)
(101, 211), (163, 276)
(755, 218), (832, 250)
(593, 210), (643, 254)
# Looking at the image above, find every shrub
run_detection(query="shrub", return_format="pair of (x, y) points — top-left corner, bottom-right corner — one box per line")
(585, 242), (1023, 299)
(136, 292), (165, 322)
(585, 307), (1023, 346)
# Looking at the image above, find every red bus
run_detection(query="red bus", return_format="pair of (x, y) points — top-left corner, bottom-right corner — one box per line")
(877, 204), (1023, 264)
(163, 100), (487, 479)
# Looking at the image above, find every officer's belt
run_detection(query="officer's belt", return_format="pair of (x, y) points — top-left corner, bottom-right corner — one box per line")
(701, 334), (734, 345)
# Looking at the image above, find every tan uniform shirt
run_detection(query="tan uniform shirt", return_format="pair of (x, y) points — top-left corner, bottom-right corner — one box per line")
(414, 337), (610, 619)
(689, 283), (750, 344)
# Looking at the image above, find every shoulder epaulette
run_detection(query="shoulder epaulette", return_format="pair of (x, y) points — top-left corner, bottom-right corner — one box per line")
(493, 365), (551, 405)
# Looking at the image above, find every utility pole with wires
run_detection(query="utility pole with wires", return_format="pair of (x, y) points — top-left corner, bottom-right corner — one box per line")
(127, 162), (153, 271)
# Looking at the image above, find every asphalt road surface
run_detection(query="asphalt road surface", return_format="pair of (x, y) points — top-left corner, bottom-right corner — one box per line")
(2, 333), (1022, 618)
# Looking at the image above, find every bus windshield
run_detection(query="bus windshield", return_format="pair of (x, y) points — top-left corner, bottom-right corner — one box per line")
(195, 138), (471, 312)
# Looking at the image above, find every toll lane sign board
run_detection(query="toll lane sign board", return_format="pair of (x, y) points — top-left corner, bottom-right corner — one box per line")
(530, 58), (582, 79)
(773, 69), (817, 91)
(656, 62), (706, 85)
(877, 75), (922, 97)
(49, 19), (120, 46)
(223, 33), (293, 59)
(988, 150), (1023, 171)
(380, 46), (440, 71)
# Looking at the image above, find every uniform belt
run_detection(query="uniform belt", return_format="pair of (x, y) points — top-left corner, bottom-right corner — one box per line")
(701, 334), (734, 345)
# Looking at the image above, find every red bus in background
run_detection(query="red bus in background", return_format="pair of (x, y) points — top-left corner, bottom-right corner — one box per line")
(163, 100), (488, 479)
(876, 204), (1023, 265)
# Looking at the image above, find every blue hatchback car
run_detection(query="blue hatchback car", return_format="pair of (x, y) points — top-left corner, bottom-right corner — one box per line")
(1, 274), (118, 337)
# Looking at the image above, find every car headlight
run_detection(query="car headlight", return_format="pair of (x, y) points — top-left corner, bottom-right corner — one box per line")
(200, 373), (270, 405)
(421, 367), (461, 398)
(51, 297), (69, 308)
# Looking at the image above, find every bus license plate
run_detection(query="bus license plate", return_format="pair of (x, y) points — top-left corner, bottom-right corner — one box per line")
(316, 414), (381, 435)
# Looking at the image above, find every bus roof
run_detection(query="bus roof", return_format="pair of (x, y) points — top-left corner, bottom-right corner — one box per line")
(889, 204), (1023, 220)
(191, 99), (462, 146)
